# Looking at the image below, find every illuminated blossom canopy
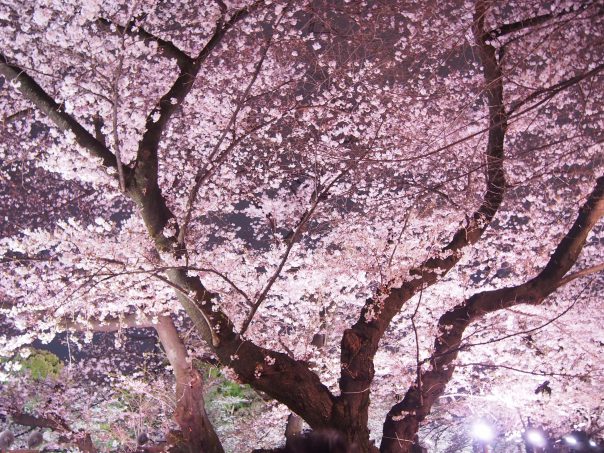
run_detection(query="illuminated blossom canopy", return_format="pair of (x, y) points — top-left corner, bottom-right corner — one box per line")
(0, 0), (603, 452)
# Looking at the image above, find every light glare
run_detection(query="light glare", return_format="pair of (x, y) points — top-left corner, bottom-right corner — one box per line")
(526, 430), (545, 447)
(564, 435), (578, 445)
(589, 439), (597, 447)
(472, 421), (495, 442)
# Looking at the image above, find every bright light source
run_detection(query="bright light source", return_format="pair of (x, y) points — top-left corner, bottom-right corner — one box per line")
(564, 435), (578, 446)
(472, 421), (495, 442)
(526, 430), (546, 447)
(589, 439), (597, 447)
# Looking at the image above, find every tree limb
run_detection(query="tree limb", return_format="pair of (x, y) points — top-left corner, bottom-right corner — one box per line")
(133, 2), (260, 186)
(0, 53), (121, 173)
(380, 174), (604, 452)
(10, 412), (70, 432)
(10, 411), (97, 453)
(488, 1), (598, 39)
(556, 262), (604, 288)
(508, 63), (604, 116)
(96, 17), (193, 69)
(453, 362), (596, 379)
(127, 3), (261, 249)
(338, 1), (508, 445)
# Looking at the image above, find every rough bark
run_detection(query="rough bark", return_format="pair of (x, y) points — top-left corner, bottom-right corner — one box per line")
(380, 174), (604, 452)
(1, 17), (336, 434)
(336, 1), (508, 450)
(155, 316), (224, 453)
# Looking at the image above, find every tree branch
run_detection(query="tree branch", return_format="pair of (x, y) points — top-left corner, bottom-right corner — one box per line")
(96, 17), (193, 69)
(87, 263), (254, 307)
(133, 2), (260, 182)
(556, 262), (604, 288)
(128, 3), (261, 249)
(453, 362), (595, 379)
(10, 412), (70, 432)
(241, 107), (385, 335)
(439, 279), (589, 356)
(488, 1), (598, 39)
(240, 198), (319, 335)
(0, 53), (121, 173)
(10, 411), (97, 453)
(339, 1), (508, 444)
(381, 174), (604, 452)
(508, 63), (604, 116)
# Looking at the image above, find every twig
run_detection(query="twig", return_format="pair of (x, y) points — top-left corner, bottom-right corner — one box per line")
(240, 117), (388, 334)
(454, 362), (597, 379)
(111, 28), (127, 191)
(178, 5), (287, 247)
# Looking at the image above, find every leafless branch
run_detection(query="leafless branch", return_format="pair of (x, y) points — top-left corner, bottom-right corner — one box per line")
(0, 53), (121, 172)
(509, 63), (604, 116)
(454, 362), (598, 379)
(96, 17), (193, 68)
(556, 262), (604, 288)
(487, 1), (597, 39)
(178, 11), (280, 247)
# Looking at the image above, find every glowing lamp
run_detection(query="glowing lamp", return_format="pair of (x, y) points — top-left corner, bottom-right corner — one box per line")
(589, 439), (597, 447)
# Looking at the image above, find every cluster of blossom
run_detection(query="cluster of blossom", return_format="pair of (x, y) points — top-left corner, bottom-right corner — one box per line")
(0, 0), (602, 449)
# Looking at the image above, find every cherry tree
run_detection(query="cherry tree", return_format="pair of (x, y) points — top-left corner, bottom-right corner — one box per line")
(1, 0), (603, 452)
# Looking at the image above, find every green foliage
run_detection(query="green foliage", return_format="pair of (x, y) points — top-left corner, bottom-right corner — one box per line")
(198, 363), (263, 417)
(115, 387), (137, 409)
(218, 380), (247, 400)
(205, 365), (221, 380)
(21, 349), (63, 381)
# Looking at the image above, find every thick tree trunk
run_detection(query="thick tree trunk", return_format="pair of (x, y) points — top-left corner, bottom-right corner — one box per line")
(171, 368), (223, 453)
(381, 414), (421, 453)
(155, 316), (224, 453)
(329, 397), (377, 453)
